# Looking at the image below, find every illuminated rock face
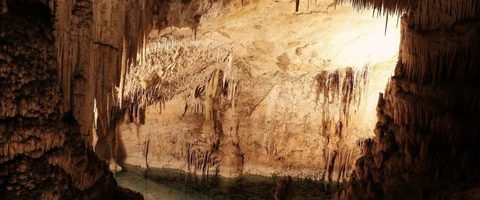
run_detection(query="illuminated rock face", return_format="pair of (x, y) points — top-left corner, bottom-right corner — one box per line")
(6, 0), (478, 198)
(336, 0), (480, 199)
(52, 0), (247, 167)
(0, 0), (141, 199)
(118, 57), (372, 179)
(42, 0), (401, 181)
(116, 1), (400, 179)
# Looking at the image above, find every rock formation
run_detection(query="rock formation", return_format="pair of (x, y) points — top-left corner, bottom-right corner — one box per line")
(51, 0), (255, 171)
(42, 0), (401, 182)
(0, 0), (141, 199)
(52, 0), (231, 163)
(4, 0), (477, 198)
(335, 0), (480, 199)
(116, 0), (400, 180)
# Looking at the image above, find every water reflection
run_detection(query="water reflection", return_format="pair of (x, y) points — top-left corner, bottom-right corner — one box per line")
(115, 165), (338, 200)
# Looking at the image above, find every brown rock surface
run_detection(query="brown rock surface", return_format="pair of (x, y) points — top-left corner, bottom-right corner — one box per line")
(0, 0), (141, 199)
(116, 0), (400, 180)
(335, 0), (480, 199)
(52, 0), (252, 168)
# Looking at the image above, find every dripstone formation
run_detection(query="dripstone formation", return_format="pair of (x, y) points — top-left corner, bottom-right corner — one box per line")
(0, 0), (142, 199)
(335, 0), (480, 199)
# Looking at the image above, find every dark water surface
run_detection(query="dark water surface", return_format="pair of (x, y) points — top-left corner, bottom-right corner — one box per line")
(115, 165), (338, 200)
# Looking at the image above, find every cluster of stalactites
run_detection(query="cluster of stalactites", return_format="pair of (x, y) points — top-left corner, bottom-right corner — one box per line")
(186, 142), (221, 176)
(51, 0), (160, 145)
(407, 0), (480, 30)
(315, 66), (369, 130)
(333, 0), (480, 198)
(386, 15), (480, 132)
(313, 66), (370, 183)
(120, 35), (237, 124)
(318, 146), (359, 183)
(334, 0), (413, 15)
(399, 24), (480, 85)
(334, 0), (480, 30)
(188, 69), (238, 120)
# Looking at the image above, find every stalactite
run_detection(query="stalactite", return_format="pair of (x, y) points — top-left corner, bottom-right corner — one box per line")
(122, 35), (238, 122)
(52, 0), (238, 166)
(186, 143), (220, 176)
(335, 1), (480, 199)
(144, 139), (150, 169)
(315, 66), (369, 135)
(0, 1), (141, 198)
(313, 66), (370, 183)
(384, 14), (389, 35)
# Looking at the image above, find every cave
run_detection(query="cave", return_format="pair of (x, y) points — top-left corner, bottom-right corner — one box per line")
(0, 0), (479, 199)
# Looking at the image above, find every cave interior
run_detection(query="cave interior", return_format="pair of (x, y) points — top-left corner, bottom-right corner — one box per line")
(1, 0), (479, 199)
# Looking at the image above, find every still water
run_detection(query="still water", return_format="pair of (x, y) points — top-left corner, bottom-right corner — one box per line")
(115, 165), (338, 200)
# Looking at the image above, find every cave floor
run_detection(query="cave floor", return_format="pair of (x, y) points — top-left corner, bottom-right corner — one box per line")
(115, 165), (338, 200)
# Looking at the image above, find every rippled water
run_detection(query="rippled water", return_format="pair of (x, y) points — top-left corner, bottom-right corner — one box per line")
(115, 165), (338, 200)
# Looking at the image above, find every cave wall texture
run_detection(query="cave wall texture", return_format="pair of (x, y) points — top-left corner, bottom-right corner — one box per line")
(53, 0), (214, 160)
(2, 0), (479, 198)
(44, 0), (375, 180)
(114, 0), (397, 180)
(335, 0), (480, 199)
(30, 0), (394, 181)
(0, 0), (141, 199)
(42, 0), (391, 181)
(52, 0), (250, 169)
(116, 34), (375, 179)
(1, 0), (259, 198)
